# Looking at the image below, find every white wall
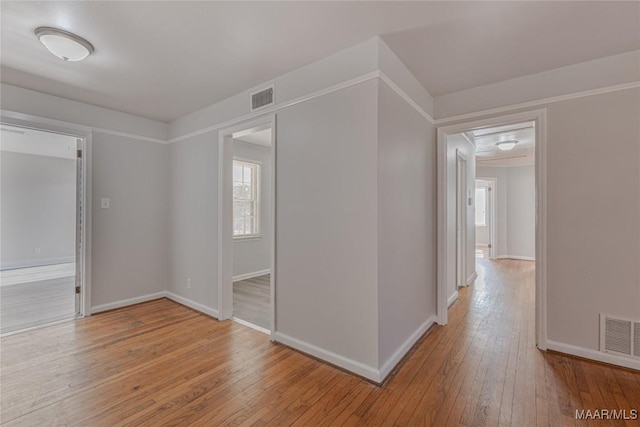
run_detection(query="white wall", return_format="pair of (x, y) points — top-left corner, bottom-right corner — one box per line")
(544, 88), (639, 351)
(232, 141), (272, 278)
(377, 81), (436, 368)
(168, 38), (381, 140)
(475, 180), (490, 246)
(476, 165), (535, 259)
(1, 86), (170, 311)
(167, 132), (219, 312)
(446, 87), (640, 358)
(166, 37), (437, 381)
(1, 84), (167, 141)
(91, 132), (168, 308)
(506, 166), (535, 258)
(1, 152), (76, 269)
(275, 80), (380, 369)
(446, 133), (476, 300)
(435, 50), (640, 119)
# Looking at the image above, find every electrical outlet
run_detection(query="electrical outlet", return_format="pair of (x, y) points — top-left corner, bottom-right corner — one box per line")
(187, 278), (191, 289)
(34, 247), (41, 254)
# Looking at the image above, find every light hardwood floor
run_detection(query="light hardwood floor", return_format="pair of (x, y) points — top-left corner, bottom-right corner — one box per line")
(233, 274), (270, 330)
(1, 259), (639, 426)
(0, 264), (76, 334)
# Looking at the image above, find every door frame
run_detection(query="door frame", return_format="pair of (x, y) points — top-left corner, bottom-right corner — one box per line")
(0, 110), (92, 317)
(218, 114), (276, 337)
(456, 150), (468, 289)
(436, 109), (547, 350)
(475, 177), (497, 259)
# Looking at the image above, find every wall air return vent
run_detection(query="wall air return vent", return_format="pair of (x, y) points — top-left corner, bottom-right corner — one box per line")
(599, 314), (640, 359)
(250, 85), (274, 111)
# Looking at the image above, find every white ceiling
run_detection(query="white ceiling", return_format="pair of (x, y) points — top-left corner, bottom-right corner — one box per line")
(383, 2), (640, 96)
(471, 122), (535, 166)
(2, 1), (638, 122)
(234, 128), (271, 148)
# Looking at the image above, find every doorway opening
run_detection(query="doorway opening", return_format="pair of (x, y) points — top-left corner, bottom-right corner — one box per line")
(473, 121), (536, 265)
(456, 151), (468, 292)
(437, 110), (546, 349)
(474, 178), (496, 260)
(0, 124), (85, 334)
(218, 117), (275, 335)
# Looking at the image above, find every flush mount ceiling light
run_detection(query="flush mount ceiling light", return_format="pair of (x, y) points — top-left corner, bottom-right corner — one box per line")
(35, 27), (94, 62)
(496, 140), (518, 151)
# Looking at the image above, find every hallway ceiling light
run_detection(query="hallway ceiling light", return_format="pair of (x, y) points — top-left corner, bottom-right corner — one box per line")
(35, 27), (94, 62)
(496, 140), (518, 151)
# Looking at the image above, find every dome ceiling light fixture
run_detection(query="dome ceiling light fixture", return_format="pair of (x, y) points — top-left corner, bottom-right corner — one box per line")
(35, 27), (94, 62)
(496, 140), (518, 151)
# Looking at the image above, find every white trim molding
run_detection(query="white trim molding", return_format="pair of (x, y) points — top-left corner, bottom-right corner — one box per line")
(232, 269), (271, 283)
(0, 114), (93, 318)
(273, 331), (380, 382)
(169, 70), (436, 144)
(170, 71), (380, 143)
(0, 256), (75, 271)
(546, 340), (640, 371)
(378, 71), (435, 124)
(165, 292), (219, 319)
(92, 292), (166, 314)
(466, 271), (478, 286)
(447, 292), (459, 308)
(497, 255), (536, 261)
(379, 315), (438, 383)
(436, 109), (547, 352)
(434, 81), (640, 125)
(218, 115), (277, 337)
(0, 109), (167, 145)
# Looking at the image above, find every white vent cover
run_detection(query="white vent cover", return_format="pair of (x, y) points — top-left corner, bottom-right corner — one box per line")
(599, 314), (640, 359)
(250, 86), (274, 111)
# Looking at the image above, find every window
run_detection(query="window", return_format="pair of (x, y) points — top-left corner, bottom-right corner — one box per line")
(475, 187), (486, 226)
(233, 160), (261, 237)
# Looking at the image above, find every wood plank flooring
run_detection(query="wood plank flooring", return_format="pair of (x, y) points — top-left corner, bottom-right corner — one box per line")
(1, 259), (639, 426)
(1, 264), (76, 334)
(233, 274), (270, 330)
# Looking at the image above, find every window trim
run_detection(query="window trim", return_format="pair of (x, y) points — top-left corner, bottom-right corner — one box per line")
(232, 158), (262, 239)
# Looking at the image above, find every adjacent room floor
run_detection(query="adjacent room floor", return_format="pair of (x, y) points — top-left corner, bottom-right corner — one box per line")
(233, 273), (270, 330)
(2, 260), (639, 425)
(476, 245), (490, 259)
(0, 263), (76, 334)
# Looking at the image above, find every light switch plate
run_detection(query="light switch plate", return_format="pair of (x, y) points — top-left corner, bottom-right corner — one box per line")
(101, 198), (110, 209)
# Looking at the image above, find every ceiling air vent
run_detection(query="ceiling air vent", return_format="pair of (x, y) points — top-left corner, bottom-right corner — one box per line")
(251, 86), (274, 111)
(599, 314), (640, 359)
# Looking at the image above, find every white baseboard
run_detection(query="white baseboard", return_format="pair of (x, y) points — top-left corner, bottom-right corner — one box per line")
(232, 269), (271, 282)
(447, 292), (459, 308)
(165, 292), (219, 319)
(379, 315), (438, 382)
(1, 256), (75, 271)
(272, 331), (380, 382)
(546, 340), (640, 371)
(92, 291), (166, 314)
(467, 271), (478, 285)
(496, 255), (535, 261)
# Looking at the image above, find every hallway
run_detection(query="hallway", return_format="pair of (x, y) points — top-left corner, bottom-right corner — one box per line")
(1, 260), (638, 425)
